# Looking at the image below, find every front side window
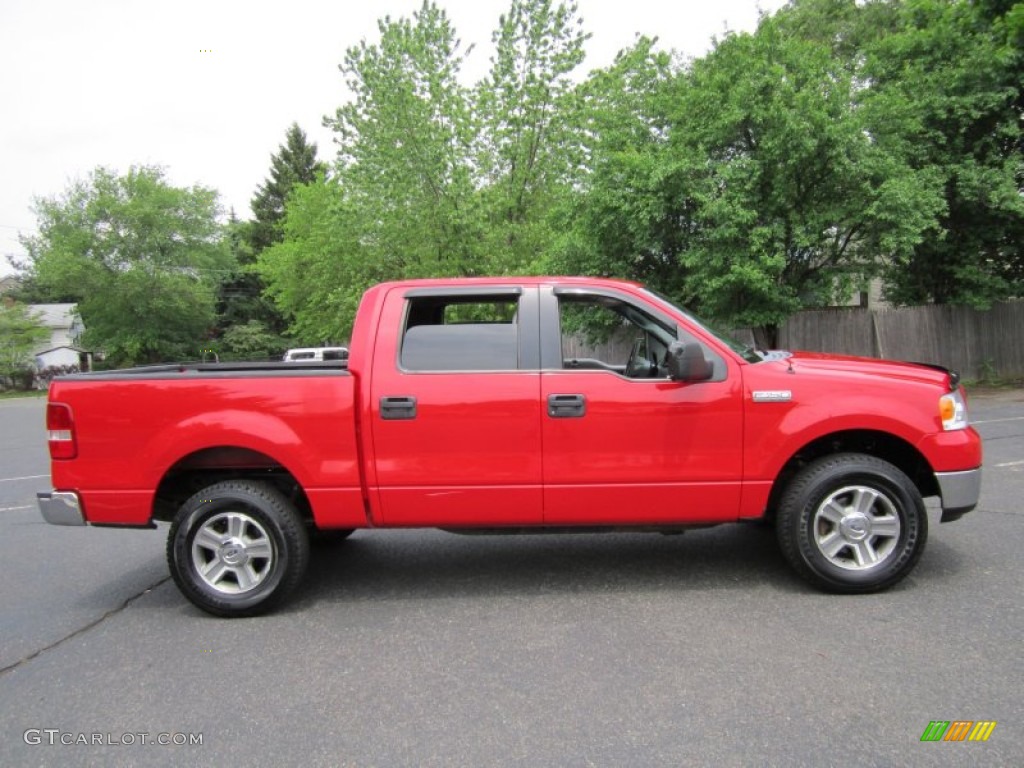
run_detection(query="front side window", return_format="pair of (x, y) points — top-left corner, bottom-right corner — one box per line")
(641, 288), (763, 364)
(557, 293), (723, 380)
(401, 294), (520, 371)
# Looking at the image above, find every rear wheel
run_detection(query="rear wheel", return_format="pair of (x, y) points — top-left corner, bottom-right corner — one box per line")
(167, 480), (310, 617)
(776, 454), (928, 593)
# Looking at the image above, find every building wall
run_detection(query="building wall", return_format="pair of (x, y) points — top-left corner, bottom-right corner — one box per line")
(36, 347), (81, 369)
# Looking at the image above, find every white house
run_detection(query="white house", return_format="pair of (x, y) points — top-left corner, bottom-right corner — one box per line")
(28, 303), (88, 371)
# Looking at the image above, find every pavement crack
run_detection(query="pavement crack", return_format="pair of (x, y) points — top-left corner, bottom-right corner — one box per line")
(0, 576), (171, 677)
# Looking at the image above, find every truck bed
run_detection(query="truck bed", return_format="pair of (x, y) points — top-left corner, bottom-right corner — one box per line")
(47, 362), (363, 529)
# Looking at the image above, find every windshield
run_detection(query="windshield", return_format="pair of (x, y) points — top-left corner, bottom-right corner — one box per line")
(640, 288), (765, 364)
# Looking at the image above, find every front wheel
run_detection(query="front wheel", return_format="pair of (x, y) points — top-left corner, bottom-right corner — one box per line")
(776, 454), (928, 593)
(167, 480), (310, 617)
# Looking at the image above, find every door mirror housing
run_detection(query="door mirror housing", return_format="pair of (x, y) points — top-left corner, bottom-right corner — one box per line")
(667, 341), (714, 382)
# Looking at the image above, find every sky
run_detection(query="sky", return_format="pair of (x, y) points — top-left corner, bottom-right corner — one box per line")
(0, 0), (788, 277)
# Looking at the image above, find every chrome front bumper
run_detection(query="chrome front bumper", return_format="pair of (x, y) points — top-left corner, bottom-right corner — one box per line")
(37, 491), (86, 526)
(935, 468), (982, 523)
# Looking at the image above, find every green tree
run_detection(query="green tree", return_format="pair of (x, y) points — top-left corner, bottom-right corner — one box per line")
(667, 18), (944, 339)
(215, 124), (325, 354)
(548, 39), (683, 291)
(325, 0), (480, 277)
(263, 2), (490, 341)
(474, 0), (588, 270)
(557, 16), (946, 344)
(856, 0), (1024, 305)
(260, 0), (603, 338)
(0, 302), (49, 389)
(212, 210), (288, 358)
(249, 123), (327, 253)
(258, 177), (367, 341)
(218, 319), (287, 361)
(21, 166), (233, 365)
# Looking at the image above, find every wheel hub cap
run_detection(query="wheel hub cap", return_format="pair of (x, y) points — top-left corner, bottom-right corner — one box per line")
(812, 485), (901, 571)
(191, 510), (274, 595)
(839, 512), (870, 542)
(218, 539), (249, 566)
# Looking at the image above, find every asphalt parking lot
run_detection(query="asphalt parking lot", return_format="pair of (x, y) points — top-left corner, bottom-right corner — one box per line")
(0, 391), (1021, 767)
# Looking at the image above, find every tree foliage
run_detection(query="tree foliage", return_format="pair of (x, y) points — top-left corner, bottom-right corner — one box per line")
(325, 1), (480, 277)
(261, 3), (479, 341)
(475, 0), (588, 270)
(673, 17), (949, 333)
(260, 0), (592, 338)
(212, 210), (289, 358)
(258, 177), (365, 341)
(21, 166), (233, 365)
(855, 0), (1024, 306)
(218, 319), (287, 361)
(249, 123), (327, 253)
(257, 0), (1023, 342)
(212, 124), (327, 354)
(0, 302), (49, 386)
(547, 39), (682, 289)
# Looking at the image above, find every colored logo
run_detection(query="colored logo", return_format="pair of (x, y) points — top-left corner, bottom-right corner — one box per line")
(920, 721), (997, 742)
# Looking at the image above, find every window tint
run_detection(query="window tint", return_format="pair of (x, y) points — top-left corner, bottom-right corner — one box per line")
(401, 295), (520, 371)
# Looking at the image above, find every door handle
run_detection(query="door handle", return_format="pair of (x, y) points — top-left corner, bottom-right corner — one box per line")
(547, 394), (586, 418)
(380, 396), (417, 420)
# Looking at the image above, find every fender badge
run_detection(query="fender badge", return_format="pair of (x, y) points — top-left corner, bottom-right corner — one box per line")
(753, 390), (792, 403)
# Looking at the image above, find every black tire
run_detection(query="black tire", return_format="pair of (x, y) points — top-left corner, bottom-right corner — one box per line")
(776, 453), (928, 593)
(167, 480), (310, 617)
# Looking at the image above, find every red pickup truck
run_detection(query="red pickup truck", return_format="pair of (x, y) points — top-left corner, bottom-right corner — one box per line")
(38, 277), (982, 616)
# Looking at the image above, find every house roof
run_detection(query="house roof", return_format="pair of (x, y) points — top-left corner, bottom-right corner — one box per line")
(28, 303), (79, 329)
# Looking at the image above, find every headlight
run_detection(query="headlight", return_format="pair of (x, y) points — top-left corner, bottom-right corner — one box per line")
(939, 390), (968, 431)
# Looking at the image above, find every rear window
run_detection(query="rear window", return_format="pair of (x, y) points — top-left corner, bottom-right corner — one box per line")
(401, 295), (520, 371)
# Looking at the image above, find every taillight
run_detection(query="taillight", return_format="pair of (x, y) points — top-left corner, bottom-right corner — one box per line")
(47, 403), (77, 460)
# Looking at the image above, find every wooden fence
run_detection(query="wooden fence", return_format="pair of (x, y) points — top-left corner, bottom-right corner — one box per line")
(778, 300), (1024, 381)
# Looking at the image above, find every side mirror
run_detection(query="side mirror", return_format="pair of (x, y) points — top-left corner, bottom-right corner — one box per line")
(667, 341), (713, 382)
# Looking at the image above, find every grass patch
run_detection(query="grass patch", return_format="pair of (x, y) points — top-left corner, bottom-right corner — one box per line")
(962, 377), (1024, 390)
(0, 389), (47, 400)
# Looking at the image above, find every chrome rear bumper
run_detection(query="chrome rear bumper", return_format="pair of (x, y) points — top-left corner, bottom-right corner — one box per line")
(37, 491), (86, 526)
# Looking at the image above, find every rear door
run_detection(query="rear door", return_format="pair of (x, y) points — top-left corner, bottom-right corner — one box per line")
(368, 285), (543, 527)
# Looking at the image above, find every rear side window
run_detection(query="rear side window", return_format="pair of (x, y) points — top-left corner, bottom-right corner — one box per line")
(401, 295), (520, 371)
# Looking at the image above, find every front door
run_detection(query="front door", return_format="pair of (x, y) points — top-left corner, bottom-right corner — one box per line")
(539, 286), (744, 525)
